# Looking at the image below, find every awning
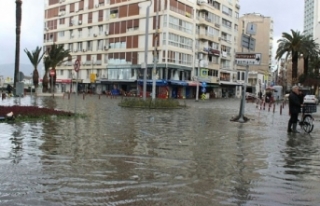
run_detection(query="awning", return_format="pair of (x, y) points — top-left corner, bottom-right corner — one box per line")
(169, 80), (188, 86)
(137, 79), (168, 86)
(220, 81), (242, 86)
(186, 81), (200, 87)
(100, 79), (136, 83)
(39, 78), (72, 83)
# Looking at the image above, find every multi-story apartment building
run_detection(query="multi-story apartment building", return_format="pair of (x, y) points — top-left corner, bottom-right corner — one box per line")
(43, 0), (240, 99)
(304, 0), (320, 40)
(236, 13), (273, 96)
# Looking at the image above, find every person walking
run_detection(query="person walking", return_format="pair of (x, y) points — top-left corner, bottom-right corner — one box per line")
(287, 85), (302, 133)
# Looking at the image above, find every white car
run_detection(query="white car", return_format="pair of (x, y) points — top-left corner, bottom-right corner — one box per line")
(303, 95), (319, 105)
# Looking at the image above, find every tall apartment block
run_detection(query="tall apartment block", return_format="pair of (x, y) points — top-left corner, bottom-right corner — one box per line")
(304, 0), (320, 45)
(44, 0), (240, 99)
(237, 13), (273, 95)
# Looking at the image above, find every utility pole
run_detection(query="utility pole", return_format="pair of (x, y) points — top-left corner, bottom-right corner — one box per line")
(14, 0), (22, 94)
(143, 0), (152, 101)
(152, 0), (160, 101)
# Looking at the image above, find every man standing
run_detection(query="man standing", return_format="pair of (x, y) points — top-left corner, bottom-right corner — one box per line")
(287, 86), (302, 133)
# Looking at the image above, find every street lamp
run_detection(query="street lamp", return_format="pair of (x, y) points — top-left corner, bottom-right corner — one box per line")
(152, 0), (160, 101)
(142, 0), (152, 101)
(14, 0), (23, 95)
(195, 54), (202, 102)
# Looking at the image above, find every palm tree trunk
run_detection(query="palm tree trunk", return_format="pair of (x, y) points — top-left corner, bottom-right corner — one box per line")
(14, 0), (22, 93)
(33, 68), (39, 88)
(42, 72), (49, 93)
(292, 57), (298, 84)
(303, 57), (309, 75)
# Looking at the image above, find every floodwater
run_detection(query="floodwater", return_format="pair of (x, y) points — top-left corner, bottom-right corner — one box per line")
(1, 95), (320, 206)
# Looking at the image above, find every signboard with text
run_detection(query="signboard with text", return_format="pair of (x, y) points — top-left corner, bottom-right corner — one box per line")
(235, 53), (262, 65)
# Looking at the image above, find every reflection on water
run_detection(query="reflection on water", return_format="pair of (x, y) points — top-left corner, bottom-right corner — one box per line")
(0, 96), (320, 205)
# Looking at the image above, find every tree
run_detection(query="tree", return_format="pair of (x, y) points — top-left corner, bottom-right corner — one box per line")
(300, 35), (319, 75)
(14, 0), (22, 93)
(46, 44), (70, 92)
(275, 30), (304, 84)
(24, 46), (44, 89)
(42, 56), (51, 93)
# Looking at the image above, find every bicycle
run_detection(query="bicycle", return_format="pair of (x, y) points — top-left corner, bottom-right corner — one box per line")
(298, 104), (316, 133)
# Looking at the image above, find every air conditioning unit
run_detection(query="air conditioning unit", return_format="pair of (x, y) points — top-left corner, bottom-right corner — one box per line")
(93, 34), (97, 37)
(71, 34), (74, 38)
(74, 50), (78, 53)
(95, 4), (99, 8)
(215, 23), (220, 28)
(104, 45), (109, 50)
(105, 31), (109, 35)
(45, 27), (49, 31)
(78, 20), (82, 25)
(83, 49), (86, 52)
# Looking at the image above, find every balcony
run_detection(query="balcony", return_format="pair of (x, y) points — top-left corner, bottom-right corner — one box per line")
(198, 32), (220, 42)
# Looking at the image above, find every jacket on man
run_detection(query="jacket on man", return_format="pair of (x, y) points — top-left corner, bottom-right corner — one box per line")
(289, 91), (301, 114)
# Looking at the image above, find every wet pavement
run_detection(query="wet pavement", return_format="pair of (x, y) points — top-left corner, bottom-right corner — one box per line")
(1, 95), (320, 206)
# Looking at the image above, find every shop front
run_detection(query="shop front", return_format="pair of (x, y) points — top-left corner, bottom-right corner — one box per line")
(137, 79), (168, 98)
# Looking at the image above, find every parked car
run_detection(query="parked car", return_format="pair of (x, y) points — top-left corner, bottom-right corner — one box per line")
(303, 95), (319, 105)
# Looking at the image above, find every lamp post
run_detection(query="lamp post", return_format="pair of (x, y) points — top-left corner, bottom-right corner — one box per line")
(142, 0), (152, 101)
(14, 0), (22, 95)
(152, 0), (160, 101)
(195, 57), (201, 102)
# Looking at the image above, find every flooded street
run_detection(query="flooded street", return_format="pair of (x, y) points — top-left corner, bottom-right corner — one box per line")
(1, 95), (320, 206)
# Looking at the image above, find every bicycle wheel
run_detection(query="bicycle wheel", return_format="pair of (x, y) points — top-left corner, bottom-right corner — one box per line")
(302, 114), (314, 133)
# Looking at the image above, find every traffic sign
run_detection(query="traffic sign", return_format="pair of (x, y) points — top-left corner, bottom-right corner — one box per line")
(74, 59), (80, 72)
(235, 53), (262, 65)
(50, 69), (55, 76)
(246, 22), (257, 35)
(241, 34), (256, 51)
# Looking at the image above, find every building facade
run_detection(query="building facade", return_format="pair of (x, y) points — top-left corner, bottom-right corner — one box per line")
(304, 0), (320, 38)
(43, 0), (240, 98)
(236, 13), (273, 96)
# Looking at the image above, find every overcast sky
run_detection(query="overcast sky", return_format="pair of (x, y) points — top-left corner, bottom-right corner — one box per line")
(0, 0), (304, 66)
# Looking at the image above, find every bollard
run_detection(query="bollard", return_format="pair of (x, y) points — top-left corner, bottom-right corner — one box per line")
(273, 104), (275, 113)
(268, 105), (270, 112)
(83, 93), (85, 100)
(280, 105), (282, 115)
(263, 102), (265, 110)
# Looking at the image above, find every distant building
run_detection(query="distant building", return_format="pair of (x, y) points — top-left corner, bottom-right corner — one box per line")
(236, 13), (274, 96)
(304, 0), (319, 39)
(43, 0), (241, 98)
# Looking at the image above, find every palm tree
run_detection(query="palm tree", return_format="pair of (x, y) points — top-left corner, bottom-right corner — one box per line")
(46, 43), (70, 92)
(14, 0), (22, 93)
(42, 56), (51, 93)
(275, 30), (304, 84)
(24, 46), (44, 89)
(300, 34), (319, 75)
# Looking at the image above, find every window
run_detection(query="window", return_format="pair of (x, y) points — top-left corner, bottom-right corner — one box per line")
(68, 43), (73, 52)
(60, 70), (64, 75)
(58, 31), (64, 37)
(70, 30), (74, 38)
(77, 42), (82, 51)
(78, 29), (82, 38)
(98, 25), (103, 35)
(167, 33), (193, 50)
(164, 15), (193, 34)
(222, 18), (232, 29)
(97, 40), (103, 50)
(88, 27), (92, 36)
(87, 41), (92, 51)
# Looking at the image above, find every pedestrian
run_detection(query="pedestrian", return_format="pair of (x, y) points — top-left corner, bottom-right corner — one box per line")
(287, 85), (302, 133)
